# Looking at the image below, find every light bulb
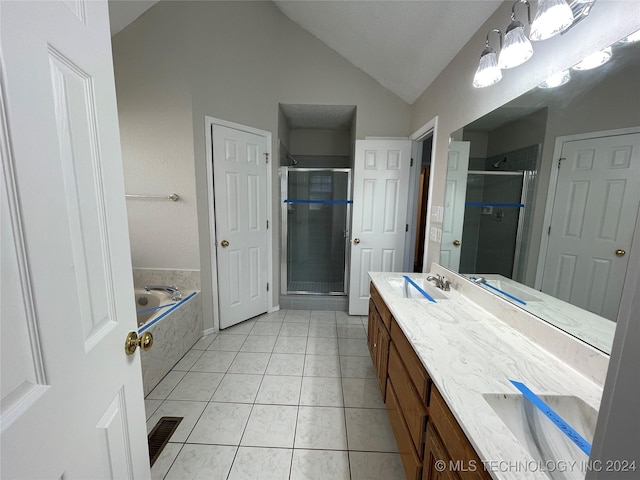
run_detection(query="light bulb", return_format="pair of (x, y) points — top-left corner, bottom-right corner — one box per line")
(499, 22), (534, 69)
(530, 0), (574, 41)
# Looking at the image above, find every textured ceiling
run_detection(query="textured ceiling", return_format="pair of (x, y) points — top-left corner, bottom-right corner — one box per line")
(109, 1), (503, 104)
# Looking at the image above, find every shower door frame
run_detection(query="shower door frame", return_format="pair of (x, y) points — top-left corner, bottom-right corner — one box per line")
(280, 167), (352, 295)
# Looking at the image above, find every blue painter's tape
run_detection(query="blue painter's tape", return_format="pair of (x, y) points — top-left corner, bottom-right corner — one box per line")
(465, 202), (525, 208)
(138, 291), (197, 334)
(483, 283), (527, 305)
(510, 380), (592, 456)
(136, 302), (176, 315)
(403, 275), (436, 303)
(284, 199), (353, 204)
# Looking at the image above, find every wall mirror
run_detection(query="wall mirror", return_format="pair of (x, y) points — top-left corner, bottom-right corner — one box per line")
(441, 34), (640, 355)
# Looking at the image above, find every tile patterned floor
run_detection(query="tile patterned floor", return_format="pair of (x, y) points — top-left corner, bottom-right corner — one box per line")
(145, 310), (404, 480)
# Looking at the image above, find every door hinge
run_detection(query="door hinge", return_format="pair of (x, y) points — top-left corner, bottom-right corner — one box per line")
(266, 220), (269, 229)
(558, 157), (565, 169)
(405, 224), (409, 232)
(265, 152), (270, 164)
(267, 283), (270, 292)
(548, 226), (551, 235)
(410, 158), (414, 167)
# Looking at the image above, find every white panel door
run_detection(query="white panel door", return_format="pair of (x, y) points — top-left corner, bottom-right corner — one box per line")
(213, 124), (269, 329)
(542, 132), (640, 320)
(1, 1), (149, 479)
(440, 141), (470, 271)
(349, 139), (412, 315)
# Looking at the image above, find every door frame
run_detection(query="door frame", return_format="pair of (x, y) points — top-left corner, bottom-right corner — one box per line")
(535, 126), (640, 290)
(409, 116), (438, 273)
(205, 116), (273, 331)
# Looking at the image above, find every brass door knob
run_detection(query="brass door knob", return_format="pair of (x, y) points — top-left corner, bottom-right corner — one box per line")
(353, 238), (360, 245)
(615, 249), (626, 257)
(125, 331), (154, 355)
(221, 240), (230, 248)
(453, 240), (461, 247)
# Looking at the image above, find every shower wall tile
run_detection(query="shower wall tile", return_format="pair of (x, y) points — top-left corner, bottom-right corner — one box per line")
(133, 268), (201, 291)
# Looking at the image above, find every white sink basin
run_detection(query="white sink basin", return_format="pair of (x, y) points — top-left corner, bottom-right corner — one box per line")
(385, 276), (449, 300)
(483, 393), (597, 479)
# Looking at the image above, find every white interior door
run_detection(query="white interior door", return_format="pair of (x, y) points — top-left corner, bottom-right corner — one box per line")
(542, 132), (640, 320)
(1, 1), (150, 478)
(440, 141), (470, 271)
(348, 139), (412, 315)
(212, 124), (269, 329)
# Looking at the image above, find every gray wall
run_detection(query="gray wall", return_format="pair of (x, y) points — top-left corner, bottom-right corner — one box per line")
(290, 129), (352, 156)
(112, 1), (412, 331)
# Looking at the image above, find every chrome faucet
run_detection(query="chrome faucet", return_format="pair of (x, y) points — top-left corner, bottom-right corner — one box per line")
(426, 274), (451, 291)
(144, 285), (183, 301)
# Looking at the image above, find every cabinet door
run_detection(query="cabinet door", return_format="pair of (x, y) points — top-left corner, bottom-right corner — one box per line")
(424, 423), (460, 480)
(376, 318), (391, 400)
(367, 299), (377, 355)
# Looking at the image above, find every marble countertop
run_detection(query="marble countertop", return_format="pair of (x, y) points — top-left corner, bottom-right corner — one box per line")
(369, 271), (604, 480)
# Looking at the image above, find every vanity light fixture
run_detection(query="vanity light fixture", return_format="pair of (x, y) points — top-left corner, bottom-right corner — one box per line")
(473, 29), (503, 88)
(538, 69), (571, 88)
(572, 46), (612, 70)
(499, 0), (534, 69)
(529, 0), (574, 41)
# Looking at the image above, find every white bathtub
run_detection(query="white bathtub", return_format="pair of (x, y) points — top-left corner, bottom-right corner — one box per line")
(135, 288), (202, 396)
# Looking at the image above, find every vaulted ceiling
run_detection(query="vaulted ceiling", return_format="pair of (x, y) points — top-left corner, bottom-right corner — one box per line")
(108, 0), (503, 104)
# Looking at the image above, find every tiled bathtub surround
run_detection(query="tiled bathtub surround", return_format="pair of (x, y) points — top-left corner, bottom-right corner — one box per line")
(145, 309), (404, 480)
(140, 293), (203, 396)
(133, 268), (201, 291)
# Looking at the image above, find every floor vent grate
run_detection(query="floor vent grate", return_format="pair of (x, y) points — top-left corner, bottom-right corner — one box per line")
(148, 416), (183, 466)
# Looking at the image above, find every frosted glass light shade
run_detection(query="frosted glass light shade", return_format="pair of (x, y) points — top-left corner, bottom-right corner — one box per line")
(572, 47), (612, 70)
(473, 49), (502, 88)
(530, 0), (574, 41)
(499, 23), (534, 69)
(539, 69), (570, 88)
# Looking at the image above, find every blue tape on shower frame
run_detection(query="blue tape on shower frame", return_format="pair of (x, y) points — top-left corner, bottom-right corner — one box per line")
(510, 380), (592, 456)
(284, 199), (353, 204)
(403, 275), (437, 303)
(465, 202), (524, 208)
(138, 291), (197, 334)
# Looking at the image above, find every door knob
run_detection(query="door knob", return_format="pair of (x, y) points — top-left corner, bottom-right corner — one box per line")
(221, 240), (230, 248)
(615, 249), (626, 257)
(353, 238), (360, 245)
(125, 331), (153, 355)
(453, 240), (461, 247)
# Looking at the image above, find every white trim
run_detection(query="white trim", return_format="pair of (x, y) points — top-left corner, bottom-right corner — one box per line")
(204, 116), (273, 331)
(410, 116), (438, 272)
(535, 126), (640, 289)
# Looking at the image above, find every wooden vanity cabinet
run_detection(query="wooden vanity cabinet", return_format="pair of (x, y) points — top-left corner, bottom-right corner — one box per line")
(368, 282), (492, 480)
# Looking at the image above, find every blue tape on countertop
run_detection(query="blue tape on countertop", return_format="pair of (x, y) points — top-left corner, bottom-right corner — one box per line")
(510, 380), (592, 456)
(483, 282), (527, 305)
(465, 202), (524, 208)
(284, 199), (353, 204)
(403, 275), (436, 303)
(138, 291), (198, 334)
(136, 302), (177, 315)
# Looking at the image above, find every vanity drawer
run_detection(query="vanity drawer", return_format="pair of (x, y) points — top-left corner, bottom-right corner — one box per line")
(391, 320), (430, 403)
(388, 343), (427, 457)
(386, 379), (422, 480)
(429, 388), (490, 480)
(371, 283), (392, 330)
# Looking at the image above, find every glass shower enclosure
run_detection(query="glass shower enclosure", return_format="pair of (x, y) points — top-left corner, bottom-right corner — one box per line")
(281, 168), (352, 295)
